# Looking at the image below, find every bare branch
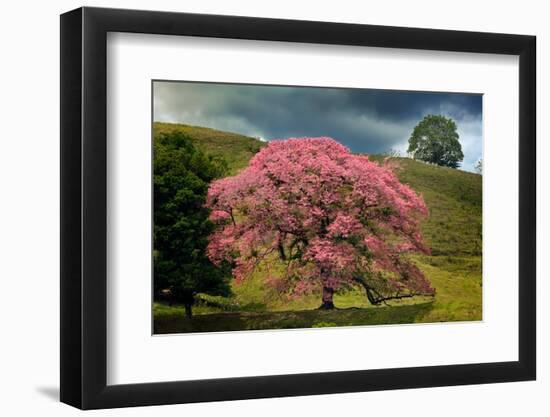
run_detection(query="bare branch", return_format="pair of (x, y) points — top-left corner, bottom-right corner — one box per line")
(353, 275), (433, 306)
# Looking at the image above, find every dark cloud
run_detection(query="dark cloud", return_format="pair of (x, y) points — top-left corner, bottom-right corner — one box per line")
(153, 81), (482, 171)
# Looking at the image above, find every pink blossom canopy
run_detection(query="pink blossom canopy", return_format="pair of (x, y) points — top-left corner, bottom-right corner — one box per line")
(206, 137), (435, 304)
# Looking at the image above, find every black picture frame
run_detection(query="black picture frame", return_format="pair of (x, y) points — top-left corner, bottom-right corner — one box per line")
(60, 6), (536, 410)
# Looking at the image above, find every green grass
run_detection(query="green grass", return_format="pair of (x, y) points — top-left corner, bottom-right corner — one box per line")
(154, 255), (481, 333)
(154, 303), (436, 334)
(153, 123), (482, 333)
(369, 155), (482, 256)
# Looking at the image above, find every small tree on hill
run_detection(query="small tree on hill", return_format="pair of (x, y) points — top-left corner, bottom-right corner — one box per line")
(408, 114), (464, 168)
(474, 158), (482, 174)
(206, 137), (435, 309)
(154, 131), (231, 317)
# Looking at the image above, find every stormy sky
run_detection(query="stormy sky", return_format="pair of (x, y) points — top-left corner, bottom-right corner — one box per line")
(153, 81), (482, 172)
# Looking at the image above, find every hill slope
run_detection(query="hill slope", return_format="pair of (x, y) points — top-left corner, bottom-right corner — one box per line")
(154, 122), (266, 175)
(371, 156), (482, 256)
(154, 122), (482, 257)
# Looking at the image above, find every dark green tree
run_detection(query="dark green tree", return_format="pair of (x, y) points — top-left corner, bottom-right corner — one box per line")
(154, 131), (231, 318)
(408, 114), (464, 168)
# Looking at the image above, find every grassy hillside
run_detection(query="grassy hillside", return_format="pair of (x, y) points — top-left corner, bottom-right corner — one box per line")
(369, 155), (482, 256)
(154, 122), (482, 257)
(154, 122), (266, 175)
(153, 122), (482, 333)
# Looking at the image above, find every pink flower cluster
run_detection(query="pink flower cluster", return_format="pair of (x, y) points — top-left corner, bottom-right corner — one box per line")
(206, 137), (434, 300)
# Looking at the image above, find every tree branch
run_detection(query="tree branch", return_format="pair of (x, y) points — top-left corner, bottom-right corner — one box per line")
(353, 275), (433, 306)
(277, 236), (287, 261)
(228, 208), (236, 226)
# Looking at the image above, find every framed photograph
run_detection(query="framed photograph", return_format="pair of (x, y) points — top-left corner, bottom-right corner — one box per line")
(60, 6), (536, 409)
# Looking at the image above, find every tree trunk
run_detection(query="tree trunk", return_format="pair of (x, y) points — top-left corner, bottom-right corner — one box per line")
(181, 291), (195, 318)
(318, 286), (335, 310)
(184, 303), (193, 318)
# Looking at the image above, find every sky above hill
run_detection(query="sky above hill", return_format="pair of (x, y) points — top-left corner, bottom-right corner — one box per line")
(154, 81), (482, 172)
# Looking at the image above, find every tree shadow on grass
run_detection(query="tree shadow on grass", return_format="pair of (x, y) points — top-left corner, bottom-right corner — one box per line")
(154, 301), (435, 334)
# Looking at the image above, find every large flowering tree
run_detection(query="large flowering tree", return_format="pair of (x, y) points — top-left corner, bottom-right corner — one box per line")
(206, 137), (435, 309)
